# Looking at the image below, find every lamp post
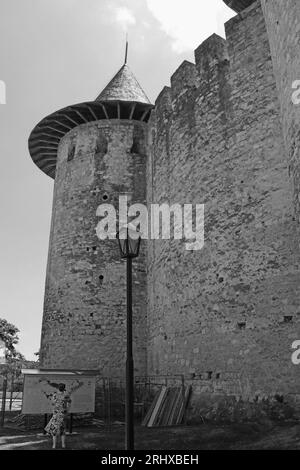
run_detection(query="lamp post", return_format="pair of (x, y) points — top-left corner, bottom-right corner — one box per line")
(117, 225), (141, 451)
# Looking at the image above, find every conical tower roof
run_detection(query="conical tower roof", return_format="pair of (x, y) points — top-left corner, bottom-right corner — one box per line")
(96, 64), (152, 105)
(28, 62), (153, 179)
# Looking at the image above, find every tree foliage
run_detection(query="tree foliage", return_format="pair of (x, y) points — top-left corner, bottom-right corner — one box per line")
(0, 318), (26, 378)
(0, 318), (20, 357)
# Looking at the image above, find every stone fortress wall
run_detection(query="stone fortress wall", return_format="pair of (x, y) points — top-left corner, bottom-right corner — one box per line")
(261, 0), (300, 224)
(146, 0), (300, 407)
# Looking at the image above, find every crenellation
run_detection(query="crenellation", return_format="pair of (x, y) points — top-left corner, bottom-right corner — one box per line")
(194, 34), (229, 74)
(170, 60), (197, 101)
(154, 85), (172, 114)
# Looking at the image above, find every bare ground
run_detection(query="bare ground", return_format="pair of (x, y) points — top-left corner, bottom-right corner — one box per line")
(0, 422), (300, 450)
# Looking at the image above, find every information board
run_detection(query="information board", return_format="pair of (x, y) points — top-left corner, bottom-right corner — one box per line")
(22, 372), (96, 414)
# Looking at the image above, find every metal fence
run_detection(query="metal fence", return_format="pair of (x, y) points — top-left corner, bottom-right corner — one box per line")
(95, 375), (185, 424)
(0, 391), (22, 411)
(0, 373), (186, 428)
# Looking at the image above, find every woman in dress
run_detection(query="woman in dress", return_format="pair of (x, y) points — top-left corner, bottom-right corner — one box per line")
(44, 383), (71, 449)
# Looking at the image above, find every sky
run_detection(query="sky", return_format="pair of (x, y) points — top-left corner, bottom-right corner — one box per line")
(0, 0), (235, 360)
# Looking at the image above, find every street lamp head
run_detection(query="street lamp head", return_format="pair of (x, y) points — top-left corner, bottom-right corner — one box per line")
(117, 224), (141, 259)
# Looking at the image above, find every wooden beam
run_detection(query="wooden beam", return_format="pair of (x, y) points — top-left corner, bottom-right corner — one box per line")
(35, 157), (57, 164)
(86, 106), (99, 121)
(75, 110), (88, 123)
(39, 132), (61, 140)
(141, 109), (149, 121)
(33, 146), (57, 151)
(101, 104), (109, 120)
(31, 139), (59, 145)
(45, 126), (65, 135)
(52, 119), (73, 131)
(62, 113), (80, 126)
(36, 152), (57, 157)
(117, 103), (121, 119)
(129, 103), (136, 120)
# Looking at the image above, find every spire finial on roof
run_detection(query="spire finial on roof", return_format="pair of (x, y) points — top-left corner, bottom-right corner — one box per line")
(124, 33), (128, 65)
(95, 60), (152, 105)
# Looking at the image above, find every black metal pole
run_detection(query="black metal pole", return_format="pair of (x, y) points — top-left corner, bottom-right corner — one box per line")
(69, 413), (73, 434)
(9, 371), (14, 411)
(125, 256), (134, 450)
(43, 414), (47, 434)
(0, 373), (8, 428)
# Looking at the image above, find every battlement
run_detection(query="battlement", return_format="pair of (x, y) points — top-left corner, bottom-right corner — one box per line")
(153, 33), (229, 118)
(170, 61), (197, 100)
(194, 34), (229, 72)
(154, 85), (172, 113)
(223, 0), (256, 13)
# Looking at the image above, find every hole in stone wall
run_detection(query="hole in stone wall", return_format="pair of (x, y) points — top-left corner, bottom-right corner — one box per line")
(95, 133), (108, 155)
(99, 275), (104, 284)
(216, 373), (221, 379)
(86, 246), (97, 253)
(102, 193), (109, 201)
(284, 315), (293, 323)
(67, 143), (76, 162)
(237, 322), (246, 330)
(207, 371), (213, 380)
(130, 138), (140, 154)
(274, 394), (284, 403)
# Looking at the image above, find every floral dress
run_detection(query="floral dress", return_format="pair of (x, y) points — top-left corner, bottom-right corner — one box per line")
(44, 391), (71, 436)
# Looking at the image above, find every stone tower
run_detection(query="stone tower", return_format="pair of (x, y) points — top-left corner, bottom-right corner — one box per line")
(29, 62), (153, 375)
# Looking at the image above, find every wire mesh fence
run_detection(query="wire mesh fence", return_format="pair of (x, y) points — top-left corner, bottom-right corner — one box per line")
(95, 375), (185, 424)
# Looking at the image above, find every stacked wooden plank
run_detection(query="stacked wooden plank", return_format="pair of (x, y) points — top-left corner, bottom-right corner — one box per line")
(142, 385), (191, 427)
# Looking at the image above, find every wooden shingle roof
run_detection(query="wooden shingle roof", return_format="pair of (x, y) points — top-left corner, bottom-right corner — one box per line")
(96, 64), (151, 105)
(28, 65), (153, 179)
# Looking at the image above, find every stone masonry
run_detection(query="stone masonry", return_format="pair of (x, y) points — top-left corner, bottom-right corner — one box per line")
(41, 121), (148, 375)
(29, 0), (300, 418)
(261, 0), (300, 225)
(147, 1), (300, 403)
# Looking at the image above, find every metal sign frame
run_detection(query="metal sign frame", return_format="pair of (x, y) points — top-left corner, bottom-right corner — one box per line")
(21, 369), (98, 415)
